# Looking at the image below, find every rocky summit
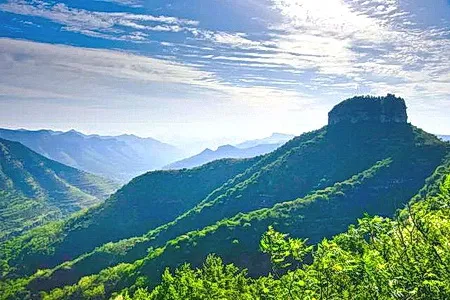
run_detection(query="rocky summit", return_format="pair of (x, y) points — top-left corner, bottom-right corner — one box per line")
(328, 94), (408, 126)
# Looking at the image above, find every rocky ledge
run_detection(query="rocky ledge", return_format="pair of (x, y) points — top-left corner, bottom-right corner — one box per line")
(328, 94), (407, 126)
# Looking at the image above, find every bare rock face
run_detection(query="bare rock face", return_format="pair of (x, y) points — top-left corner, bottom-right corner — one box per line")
(328, 94), (408, 126)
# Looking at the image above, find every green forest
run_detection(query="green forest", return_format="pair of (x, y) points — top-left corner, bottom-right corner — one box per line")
(1, 96), (450, 299)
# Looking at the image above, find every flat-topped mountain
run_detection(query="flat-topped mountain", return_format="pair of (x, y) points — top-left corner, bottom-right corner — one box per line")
(328, 94), (408, 126)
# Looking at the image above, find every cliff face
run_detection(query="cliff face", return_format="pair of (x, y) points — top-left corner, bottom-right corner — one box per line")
(328, 94), (408, 126)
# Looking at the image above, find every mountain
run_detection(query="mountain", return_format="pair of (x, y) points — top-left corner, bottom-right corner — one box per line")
(0, 129), (185, 182)
(1, 95), (449, 299)
(164, 143), (282, 170)
(115, 156), (450, 299)
(0, 157), (257, 277)
(164, 133), (294, 170)
(0, 138), (118, 241)
(439, 135), (450, 141)
(235, 133), (295, 149)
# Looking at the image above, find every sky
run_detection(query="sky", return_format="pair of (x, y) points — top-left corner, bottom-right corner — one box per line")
(0, 0), (449, 148)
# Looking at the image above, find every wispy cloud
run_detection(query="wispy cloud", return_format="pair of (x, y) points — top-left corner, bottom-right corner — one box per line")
(0, 38), (308, 104)
(182, 0), (450, 102)
(0, 0), (198, 41)
(0, 37), (319, 142)
(95, 0), (143, 8)
(0, 0), (259, 47)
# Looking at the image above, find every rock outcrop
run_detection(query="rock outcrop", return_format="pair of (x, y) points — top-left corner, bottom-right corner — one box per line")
(328, 94), (407, 126)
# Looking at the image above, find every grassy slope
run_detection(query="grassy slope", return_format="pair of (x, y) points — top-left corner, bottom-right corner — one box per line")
(119, 156), (450, 300)
(0, 191), (61, 241)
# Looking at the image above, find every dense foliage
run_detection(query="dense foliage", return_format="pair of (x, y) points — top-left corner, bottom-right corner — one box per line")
(119, 156), (450, 299)
(0, 158), (257, 278)
(0, 138), (118, 241)
(1, 96), (449, 299)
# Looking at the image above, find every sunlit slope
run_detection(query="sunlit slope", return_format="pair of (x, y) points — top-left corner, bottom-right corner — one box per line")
(0, 157), (258, 278)
(30, 151), (450, 299)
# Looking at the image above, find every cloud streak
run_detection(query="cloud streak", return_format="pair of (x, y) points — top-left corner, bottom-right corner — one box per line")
(0, 38), (308, 105)
(0, 0), (198, 41)
(0, 0), (259, 46)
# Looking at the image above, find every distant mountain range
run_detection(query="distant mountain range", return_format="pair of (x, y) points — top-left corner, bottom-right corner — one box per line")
(164, 133), (295, 170)
(0, 138), (118, 241)
(0, 129), (185, 182)
(235, 133), (295, 148)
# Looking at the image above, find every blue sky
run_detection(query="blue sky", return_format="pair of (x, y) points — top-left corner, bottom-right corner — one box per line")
(0, 0), (449, 148)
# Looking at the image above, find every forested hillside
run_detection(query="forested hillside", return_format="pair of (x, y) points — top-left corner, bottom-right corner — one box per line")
(0, 138), (118, 241)
(120, 155), (450, 299)
(1, 96), (449, 300)
(0, 158), (258, 278)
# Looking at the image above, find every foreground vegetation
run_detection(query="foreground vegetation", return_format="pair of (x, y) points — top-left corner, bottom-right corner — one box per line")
(119, 156), (450, 299)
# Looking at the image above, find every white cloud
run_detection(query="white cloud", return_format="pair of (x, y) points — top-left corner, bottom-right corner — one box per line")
(1, 0), (449, 137)
(0, 0), (266, 49)
(0, 38), (309, 104)
(95, 0), (143, 8)
(179, 0), (450, 104)
(0, 0), (198, 41)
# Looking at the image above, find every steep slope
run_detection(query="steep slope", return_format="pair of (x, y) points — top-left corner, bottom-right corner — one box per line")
(27, 149), (450, 299)
(20, 122), (448, 295)
(0, 129), (184, 182)
(164, 143), (281, 170)
(0, 191), (59, 241)
(0, 138), (118, 241)
(0, 158), (258, 278)
(113, 156), (450, 300)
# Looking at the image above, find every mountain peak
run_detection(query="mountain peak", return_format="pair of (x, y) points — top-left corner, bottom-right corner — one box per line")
(328, 94), (408, 126)
(217, 144), (236, 151)
(64, 129), (85, 137)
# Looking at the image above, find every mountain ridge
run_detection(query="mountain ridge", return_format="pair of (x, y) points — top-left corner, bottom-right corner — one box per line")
(0, 137), (118, 241)
(0, 128), (184, 182)
(164, 142), (283, 170)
